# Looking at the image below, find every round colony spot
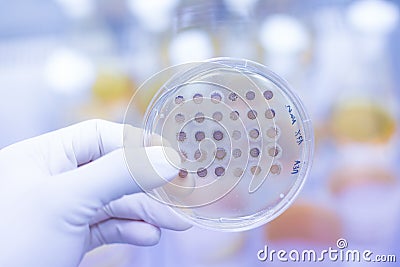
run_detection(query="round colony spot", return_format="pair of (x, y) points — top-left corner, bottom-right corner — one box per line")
(175, 95), (184, 104)
(178, 169), (188, 178)
(195, 112), (205, 123)
(268, 146), (280, 157)
(263, 90), (273, 100)
(230, 111), (239, 121)
(250, 147), (260, 157)
(232, 130), (241, 140)
(177, 131), (186, 141)
(195, 131), (205, 141)
(232, 148), (242, 158)
(215, 166), (225, 177)
(246, 91), (256, 100)
(251, 166), (262, 175)
(211, 92), (222, 103)
(233, 168), (244, 177)
(265, 108), (276, 119)
(270, 163), (282, 175)
(193, 93), (203, 104)
(213, 130), (224, 141)
(249, 129), (259, 139)
(194, 149), (207, 161)
(266, 126), (279, 138)
(212, 111), (223, 121)
(197, 167), (208, 178)
(175, 113), (185, 123)
(215, 148), (227, 160)
(228, 92), (238, 101)
(247, 110), (257, 120)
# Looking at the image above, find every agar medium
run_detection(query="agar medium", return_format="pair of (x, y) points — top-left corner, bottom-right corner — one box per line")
(124, 58), (314, 231)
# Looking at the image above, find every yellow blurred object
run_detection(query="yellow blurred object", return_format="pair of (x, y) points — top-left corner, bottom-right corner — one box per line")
(329, 166), (396, 196)
(92, 70), (136, 102)
(331, 101), (396, 143)
(131, 64), (193, 115)
(73, 69), (137, 122)
(134, 79), (164, 115)
(265, 202), (342, 245)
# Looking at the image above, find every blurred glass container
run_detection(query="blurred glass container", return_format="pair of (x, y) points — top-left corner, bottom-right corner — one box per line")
(167, 0), (260, 65)
(331, 0), (399, 144)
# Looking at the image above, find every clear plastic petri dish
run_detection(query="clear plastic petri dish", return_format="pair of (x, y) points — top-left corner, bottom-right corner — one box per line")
(125, 58), (313, 231)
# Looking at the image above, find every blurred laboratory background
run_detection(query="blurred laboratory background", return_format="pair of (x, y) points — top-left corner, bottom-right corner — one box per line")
(1, 0), (400, 266)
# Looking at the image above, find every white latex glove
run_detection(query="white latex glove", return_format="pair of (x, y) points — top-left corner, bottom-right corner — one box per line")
(0, 119), (191, 267)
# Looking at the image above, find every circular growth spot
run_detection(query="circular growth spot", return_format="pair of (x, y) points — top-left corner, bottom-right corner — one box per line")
(232, 148), (242, 158)
(249, 129), (259, 139)
(212, 111), (223, 121)
(233, 168), (244, 177)
(179, 169), (188, 178)
(195, 131), (205, 141)
(211, 92), (222, 103)
(215, 148), (227, 160)
(215, 166), (225, 177)
(194, 149), (207, 161)
(193, 93), (203, 104)
(250, 148), (260, 157)
(230, 111), (239, 121)
(270, 164), (281, 175)
(247, 110), (257, 120)
(265, 109), (275, 119)
(175, 114), (185, 123)
(267, 127), (279, 138)
(197, 168), (208, 178)
(246, 91), (255, 100)
(228, 92), (238, 101)
(232, 130), (241, 140)
(268, 146), (280, 157)
(251, 166), (262, 175)
(175, 95), (184, 104)
(213, 130), (224, 141)
(195, 112), (205, 123)
(263, 90), (273, 100)
(177, 131), (186, 141)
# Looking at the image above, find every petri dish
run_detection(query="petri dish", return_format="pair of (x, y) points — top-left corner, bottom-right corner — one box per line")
(125, 58), (313, 231)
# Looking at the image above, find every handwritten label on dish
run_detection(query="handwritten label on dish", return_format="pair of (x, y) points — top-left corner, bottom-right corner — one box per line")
(291, 160), (301, 175)
(285, 105), (297, 125)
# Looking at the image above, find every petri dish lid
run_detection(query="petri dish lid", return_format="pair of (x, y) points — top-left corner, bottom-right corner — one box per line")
(124, 58), (314, 231)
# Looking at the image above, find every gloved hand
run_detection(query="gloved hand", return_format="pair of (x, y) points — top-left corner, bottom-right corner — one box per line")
(0, 119), (191, 267)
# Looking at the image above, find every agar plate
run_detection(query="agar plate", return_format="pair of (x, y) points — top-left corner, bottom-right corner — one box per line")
(124, 58), (313, 231)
